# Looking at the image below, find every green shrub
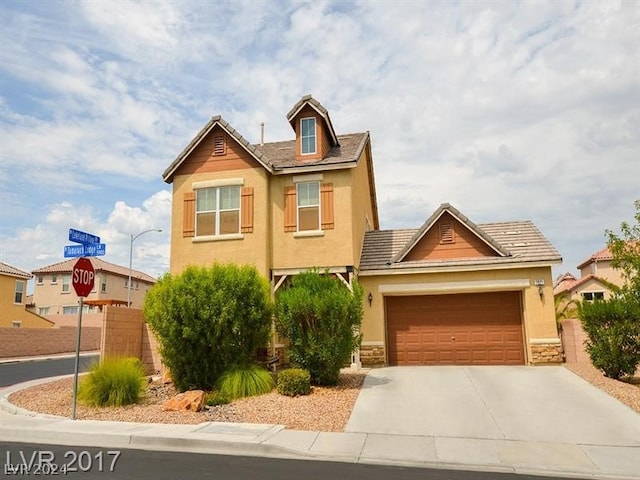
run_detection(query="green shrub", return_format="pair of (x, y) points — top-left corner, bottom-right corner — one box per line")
(277, 368), (311, 397)
(144, 263), (273, 392)
(217, 364), (275, 401)
(205, 391), (230, 406)
(579, 296), (640, 379)
(78, 357), (146, 407)
(276, 270), (363, 386)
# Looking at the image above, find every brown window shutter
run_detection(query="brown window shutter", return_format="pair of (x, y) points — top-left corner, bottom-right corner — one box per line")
(183, 191), (195, 237)
(284, 186), (297, 232)
(241, 187), (254, 233)
(320, 183), (334, 230)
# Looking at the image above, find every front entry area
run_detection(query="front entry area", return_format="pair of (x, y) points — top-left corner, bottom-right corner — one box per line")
(386, 291), (525, 365)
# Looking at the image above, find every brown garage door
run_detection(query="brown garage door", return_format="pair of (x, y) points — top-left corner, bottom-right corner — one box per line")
(386, 292), (525, 366)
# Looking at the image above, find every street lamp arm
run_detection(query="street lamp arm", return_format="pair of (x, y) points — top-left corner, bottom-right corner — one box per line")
(128, 228), (162, 308)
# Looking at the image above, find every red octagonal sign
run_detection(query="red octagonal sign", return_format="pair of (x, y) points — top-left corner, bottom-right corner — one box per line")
(72, 257), (95, 297)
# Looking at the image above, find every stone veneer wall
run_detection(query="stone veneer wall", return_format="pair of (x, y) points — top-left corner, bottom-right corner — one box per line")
(360, 343), (386, 366)
(530, 342), (564, 364)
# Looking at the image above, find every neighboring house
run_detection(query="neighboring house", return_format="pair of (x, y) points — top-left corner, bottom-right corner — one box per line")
(31, 258), (157, 316)
(0, 261), (54, 328)
(163, 95), (562, 366)
(554, 245), (625, 303)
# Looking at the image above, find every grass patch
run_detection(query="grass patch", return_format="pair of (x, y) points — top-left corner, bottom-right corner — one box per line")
(217, 364), (274, 401)
(78, 357), (146, 407)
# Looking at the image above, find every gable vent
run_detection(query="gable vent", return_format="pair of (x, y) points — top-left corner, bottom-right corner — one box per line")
(213, 135), (226, 156)
(439, 222), (454, 244)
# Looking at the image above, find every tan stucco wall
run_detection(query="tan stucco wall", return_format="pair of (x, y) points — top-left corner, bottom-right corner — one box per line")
(270, 169), (358, 270)
(358, 265), (558, 365)
(32, 272), (153, 312)
(350, 150), (376, 264)
(170, 167), (271, 276)
(0, 275), (52, 328)
(579, 260), (625, 287)
(567, 276), (615, 303)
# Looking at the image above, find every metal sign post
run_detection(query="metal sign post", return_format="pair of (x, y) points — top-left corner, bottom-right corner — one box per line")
(71, 296), (84, 420)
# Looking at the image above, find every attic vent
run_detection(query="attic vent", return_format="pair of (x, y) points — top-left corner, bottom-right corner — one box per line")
(213, 135), (226, 156)
(439, 223), (454, 244)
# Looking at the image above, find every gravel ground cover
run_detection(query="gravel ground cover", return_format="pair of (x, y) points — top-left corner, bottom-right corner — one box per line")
(7, 371), (366, 432)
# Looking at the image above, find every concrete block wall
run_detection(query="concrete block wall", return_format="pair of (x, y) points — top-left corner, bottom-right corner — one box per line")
(0, 326), (101, 358)
(561, 318), (590, 363)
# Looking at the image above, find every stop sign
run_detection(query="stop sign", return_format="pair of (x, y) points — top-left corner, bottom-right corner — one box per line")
(72, 257), (95, 297)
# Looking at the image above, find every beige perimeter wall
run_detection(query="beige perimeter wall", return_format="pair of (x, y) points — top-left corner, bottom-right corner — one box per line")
(561, 318), (590, 363)
(0, 326), (101, 358)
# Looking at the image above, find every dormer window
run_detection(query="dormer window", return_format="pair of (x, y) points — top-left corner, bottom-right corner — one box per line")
(301, 117), (316, 155)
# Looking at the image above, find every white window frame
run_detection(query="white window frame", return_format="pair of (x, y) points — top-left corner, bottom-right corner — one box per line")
(37, 275), (43, 285)
(61, 274), (71, 293)
(14, 280), (24, 304)
(582, 291), (605, 301)
(51, 275), (57, 284)
(11, 321), (22, 328)
(101, 274), (107, 293)
(300, 117), (317, 155)
(38, 307), (50, 316)
(195, 185), (241, 238)
(296, 181), (321, 233)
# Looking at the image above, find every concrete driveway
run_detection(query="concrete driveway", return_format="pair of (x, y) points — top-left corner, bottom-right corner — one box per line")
(345, 366), (640, 446)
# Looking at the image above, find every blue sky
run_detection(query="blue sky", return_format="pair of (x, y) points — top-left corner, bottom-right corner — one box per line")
(1, 0), (638, 288)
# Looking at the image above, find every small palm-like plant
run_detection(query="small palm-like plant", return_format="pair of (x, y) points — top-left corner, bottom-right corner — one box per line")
(78, 357), (146, 407)
(217, 364), (274, 401)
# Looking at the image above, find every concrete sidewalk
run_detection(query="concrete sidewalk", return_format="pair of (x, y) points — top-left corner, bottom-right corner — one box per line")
(0, 375), (638, 480)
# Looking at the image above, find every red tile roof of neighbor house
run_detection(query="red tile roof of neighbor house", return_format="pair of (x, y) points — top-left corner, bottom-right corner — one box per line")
(359, 204), (562, 272)
(0, 261), (32, 279)
(553, 274), (611, 296)
(577, 245), (614, 269)
(32, 258), (157, 283)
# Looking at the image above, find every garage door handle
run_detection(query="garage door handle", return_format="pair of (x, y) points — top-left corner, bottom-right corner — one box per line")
(451, 336), (455, 341)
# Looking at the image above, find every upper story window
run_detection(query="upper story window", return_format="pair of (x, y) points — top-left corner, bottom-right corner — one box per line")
(14, 280), (24, 304)
(582, 292), (605, 301)
(297, 182), (320, 232)
(38, 307), (50, 316)
(51, 275), (57, 284)
(196, 186), (241, 236)
(37, 275), (43, 284)
(101, 274), (107, 293)
(300, 117), (316, 155)
(62, 274), (71, 293)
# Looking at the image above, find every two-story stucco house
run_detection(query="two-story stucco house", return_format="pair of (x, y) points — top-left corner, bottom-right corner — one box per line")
(32, 258), (157, 318)
(163, 95), (563, 366)
(554, 245), (627, 303)
(0, 261), (53, 328)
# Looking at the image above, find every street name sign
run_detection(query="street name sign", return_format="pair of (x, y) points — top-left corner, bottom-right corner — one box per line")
(64, 244), (106, 258)
(69, 228), (100, 246)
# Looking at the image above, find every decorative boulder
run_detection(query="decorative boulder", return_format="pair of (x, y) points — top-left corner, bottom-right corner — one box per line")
(162, 390), (205, 412)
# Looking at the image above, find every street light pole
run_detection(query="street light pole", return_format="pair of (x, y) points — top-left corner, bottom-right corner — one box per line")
(128, 228), (162, 308)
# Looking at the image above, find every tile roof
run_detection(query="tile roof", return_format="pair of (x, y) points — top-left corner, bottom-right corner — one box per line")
(32, 258), (157, 283)
(0, 261), (32, 279)
(393, 203), (510, 262)
(554, 274), (611, 295)
(359, 218), (561, 273)
(163, 95), (368, 182)
(577, 245), (614, 269)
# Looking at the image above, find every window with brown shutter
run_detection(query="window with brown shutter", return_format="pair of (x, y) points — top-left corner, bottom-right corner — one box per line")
(284, 182), (334, 232)
(183, 191), (195, 237)
(241, 187), (254, 233)
(320, 183), (334, 230)
(213, 135), (226, 156)
(439, 222), (454, 244)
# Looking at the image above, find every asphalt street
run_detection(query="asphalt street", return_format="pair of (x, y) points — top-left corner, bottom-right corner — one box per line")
(0, 354), (99, 387)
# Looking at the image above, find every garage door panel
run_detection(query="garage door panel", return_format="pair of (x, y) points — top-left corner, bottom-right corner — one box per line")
(387, 292), (524, 366)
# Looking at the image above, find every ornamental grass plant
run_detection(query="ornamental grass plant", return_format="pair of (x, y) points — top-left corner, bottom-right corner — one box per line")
(217, 364), (275, 401)
(78, 357), (146, 407)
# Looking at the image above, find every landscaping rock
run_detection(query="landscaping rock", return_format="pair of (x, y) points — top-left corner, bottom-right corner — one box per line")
(162, 390), (205, 412)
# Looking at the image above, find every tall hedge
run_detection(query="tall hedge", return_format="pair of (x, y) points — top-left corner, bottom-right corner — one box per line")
(144, 263), (272, 392)
(579, 297), (640, 380)
(275, 270), (363, 386)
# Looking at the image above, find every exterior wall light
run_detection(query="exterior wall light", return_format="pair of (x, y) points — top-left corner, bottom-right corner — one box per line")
(368, 292), (373, 306)
(534, 279), (545, 298)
